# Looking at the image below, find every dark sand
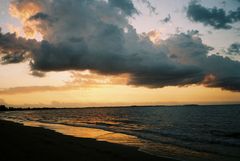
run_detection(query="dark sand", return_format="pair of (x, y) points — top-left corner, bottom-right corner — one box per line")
(0, 120), (175, 161)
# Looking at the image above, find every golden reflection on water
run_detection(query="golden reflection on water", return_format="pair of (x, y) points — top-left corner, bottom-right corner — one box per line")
(24, 121), (143, 147)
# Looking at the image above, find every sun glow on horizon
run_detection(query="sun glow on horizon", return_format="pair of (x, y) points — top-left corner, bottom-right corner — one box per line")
(1, 82), (240, 107)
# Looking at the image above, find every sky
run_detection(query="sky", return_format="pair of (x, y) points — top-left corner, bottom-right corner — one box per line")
(0, 0), (240, 107)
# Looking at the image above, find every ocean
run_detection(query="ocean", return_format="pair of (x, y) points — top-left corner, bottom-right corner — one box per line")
(0, 105), (240, 161)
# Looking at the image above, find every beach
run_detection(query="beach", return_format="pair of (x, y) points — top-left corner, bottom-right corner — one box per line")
(0, 119), (174, 161)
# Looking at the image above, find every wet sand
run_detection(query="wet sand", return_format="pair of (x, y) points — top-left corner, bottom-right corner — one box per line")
(0, 119), (175, 161)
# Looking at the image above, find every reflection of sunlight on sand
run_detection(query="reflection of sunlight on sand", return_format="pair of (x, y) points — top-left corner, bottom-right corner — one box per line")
(24, 121), (143, 147)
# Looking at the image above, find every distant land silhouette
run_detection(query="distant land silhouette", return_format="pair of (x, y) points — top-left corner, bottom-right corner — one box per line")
(0, 105), (7, 111)
(0, 105), (60, 111)
(1, 104), (240, 112)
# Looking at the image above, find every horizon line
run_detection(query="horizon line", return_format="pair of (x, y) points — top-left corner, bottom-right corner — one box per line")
(1, 103), (240, 110)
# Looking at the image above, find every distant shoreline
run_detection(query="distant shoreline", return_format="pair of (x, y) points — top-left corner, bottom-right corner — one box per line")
(0, 119), (174, 161)
(1, 104), (240, 111)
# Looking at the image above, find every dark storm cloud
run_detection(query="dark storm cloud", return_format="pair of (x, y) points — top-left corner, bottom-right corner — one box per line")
(186, 1), (240, 29)
(202, 55), (240, 91)
(205, 76), (240, 92)
(0, 28), (38, 64)
(128, 65), (204, 88)
(0, 29), (38, 51)
(1, 0), (240, 92)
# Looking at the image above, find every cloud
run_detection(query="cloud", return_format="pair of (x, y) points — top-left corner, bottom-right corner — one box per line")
(0, 71), (128, 95)
(0, 85), (79, 95)
(221, 42), (240, 61)
(1, 0), (240, 91)
(0, 29), (39, 66)
(233, 0), (240, 3)
(28, 12), (50, 21)
(70, 71), (129, 86)
(201, 55), (240, 91)
(108, 0), (138, 16)
(0, 28), (39, 64)
(186, 0), (240, 29)
(9, 0), (43, 38)
(161, 14), (171, 23)
(140, 0), (158, 15)
(146, 30), (161, 44)
(30, 70), (46, 77)
(227, 43), (240, 55)
(187, 29), (200, 36)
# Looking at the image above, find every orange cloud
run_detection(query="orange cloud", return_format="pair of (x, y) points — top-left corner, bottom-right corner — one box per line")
(147, 30), (161, 44)
(0, 85), (79, 95)
(70, 70), (129, 87)
(0, 71), (129, 95)
(9, 0), (42, 39)
(9, 1), (41, 21)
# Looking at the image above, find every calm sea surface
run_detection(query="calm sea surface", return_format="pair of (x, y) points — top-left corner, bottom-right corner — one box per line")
(1, 105), (240, 161)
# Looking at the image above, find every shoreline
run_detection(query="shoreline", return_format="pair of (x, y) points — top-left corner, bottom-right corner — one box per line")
(1, 103), (240, 112)
(0, 119), (175, 161)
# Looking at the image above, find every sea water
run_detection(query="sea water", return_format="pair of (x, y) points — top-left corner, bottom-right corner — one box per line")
(1, 105), (240, 161)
